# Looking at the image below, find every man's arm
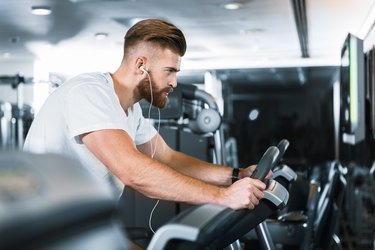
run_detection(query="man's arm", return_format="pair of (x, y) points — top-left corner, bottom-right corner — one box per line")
(81, 129), (266, 209)
(137, 133), (235, 186)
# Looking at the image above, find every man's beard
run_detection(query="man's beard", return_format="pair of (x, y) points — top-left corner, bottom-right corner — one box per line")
(138, 78), (171, 108)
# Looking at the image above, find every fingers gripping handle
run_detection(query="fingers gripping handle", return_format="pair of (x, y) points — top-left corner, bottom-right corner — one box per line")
(250, 146), (280, 180)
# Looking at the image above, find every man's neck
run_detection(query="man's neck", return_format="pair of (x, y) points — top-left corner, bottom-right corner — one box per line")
(110, 71), (139, 111)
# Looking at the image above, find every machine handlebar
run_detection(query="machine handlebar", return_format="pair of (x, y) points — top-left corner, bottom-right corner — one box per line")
(251, 146), (280, 180)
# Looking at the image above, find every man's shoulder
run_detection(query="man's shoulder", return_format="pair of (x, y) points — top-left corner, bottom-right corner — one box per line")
(68, 72), (110, 84)
(62, 72), (112, 93)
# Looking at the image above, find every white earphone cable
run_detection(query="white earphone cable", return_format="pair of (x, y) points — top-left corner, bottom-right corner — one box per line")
(144, 68), (161, 234)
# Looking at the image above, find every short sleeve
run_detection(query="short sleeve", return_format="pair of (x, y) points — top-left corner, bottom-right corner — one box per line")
(65, 83), (127, 140)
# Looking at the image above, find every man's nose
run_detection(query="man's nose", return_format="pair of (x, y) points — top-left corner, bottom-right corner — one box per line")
(170, 78), (177, 88)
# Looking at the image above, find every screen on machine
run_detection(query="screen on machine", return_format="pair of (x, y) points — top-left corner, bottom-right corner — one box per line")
(340, 33), (365, 145)
(340, 43), (352, 131)
(366, 46), (375, 139)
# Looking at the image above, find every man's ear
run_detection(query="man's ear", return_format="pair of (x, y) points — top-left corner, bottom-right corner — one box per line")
(136, 57), (147, 74)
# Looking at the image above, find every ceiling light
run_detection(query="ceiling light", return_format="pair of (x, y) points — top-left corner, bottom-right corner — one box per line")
(222, 2), (243, 10)
(31, 6), (52, 16)
(94, 33), (108, 40)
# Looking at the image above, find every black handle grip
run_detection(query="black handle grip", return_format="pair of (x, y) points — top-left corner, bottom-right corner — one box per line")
(250, 146), (280, 180)
(274, 139), (289, 166)
(277, 139), (289, 157)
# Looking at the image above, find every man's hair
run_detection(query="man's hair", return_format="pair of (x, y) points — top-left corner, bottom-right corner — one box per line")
(124, 18), (186, 57)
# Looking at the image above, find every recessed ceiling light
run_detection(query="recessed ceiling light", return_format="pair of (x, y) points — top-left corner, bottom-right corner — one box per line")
(31, 6), (52, 16)
(222, 2), (243, 10)
(94, 33), (108, 40)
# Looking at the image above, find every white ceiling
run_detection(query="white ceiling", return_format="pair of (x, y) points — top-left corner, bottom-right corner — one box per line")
(0, 0), (374, 77)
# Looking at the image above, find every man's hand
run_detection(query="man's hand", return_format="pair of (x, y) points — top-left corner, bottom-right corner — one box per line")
(241, 165), (273, 180)
(219, 177), (266, 210)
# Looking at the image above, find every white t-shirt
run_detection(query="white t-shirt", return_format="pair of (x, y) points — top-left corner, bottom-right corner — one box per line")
(24, 72), (157, 192)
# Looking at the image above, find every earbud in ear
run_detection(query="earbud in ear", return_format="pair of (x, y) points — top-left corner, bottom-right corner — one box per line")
(139, 65), (147, 73)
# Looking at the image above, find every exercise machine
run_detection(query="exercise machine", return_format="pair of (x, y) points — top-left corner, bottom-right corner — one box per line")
(245, 160), (347, 250)
(0, 152), (130, 250)
(0, 147), (288, 250)
(146, 145), (289, 250)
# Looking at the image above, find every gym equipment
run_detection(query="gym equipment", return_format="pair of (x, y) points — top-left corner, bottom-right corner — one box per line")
(0, 149), (288, 250)
(210, 146), (289, 249)
(272, 139), (297, 188)
(146, 145), (289, 250)
(344, 163), (375, 247)
(179, 84), (224, 164)
(135, 88), (289, 249)
(147, 204), (236, 250)
(274, 139), (289, 165)
(0, 74), (35, 150)
(242, 139), (296, 250)
(0, 152), (130, 250)
(140, 83), (225, 164)
(248, 161), (347, 250)
(312, 161), (346, 249)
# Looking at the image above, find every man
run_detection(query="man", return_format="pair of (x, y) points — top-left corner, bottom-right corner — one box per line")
(24, 19), (266, 210)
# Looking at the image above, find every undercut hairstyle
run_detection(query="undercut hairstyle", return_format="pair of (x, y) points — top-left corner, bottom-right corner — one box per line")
(124, 18), (187, 57)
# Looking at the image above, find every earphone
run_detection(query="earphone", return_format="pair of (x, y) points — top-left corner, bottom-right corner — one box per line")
(140, 64), (158, 157)
(140, 65), (147, 73)
(141, 64), (162, 234)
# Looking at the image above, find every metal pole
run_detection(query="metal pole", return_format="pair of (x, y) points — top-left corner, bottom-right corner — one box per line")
(16, 77), (24, 150)
(255, 222), (276, 250)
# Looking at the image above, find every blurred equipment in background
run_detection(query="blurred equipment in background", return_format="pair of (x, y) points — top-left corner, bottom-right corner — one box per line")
(140, 83), (224, 164)
(0, 74), (35, 150)
(0, 152), (130, 250)
(0, 102), (34, 150)
(343, 162), (375, 249)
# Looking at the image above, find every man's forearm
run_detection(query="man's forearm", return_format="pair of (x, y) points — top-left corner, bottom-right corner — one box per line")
(124, 154), (267, 211)
(120, 151), (228, 205)
(166, 150), (233, 186)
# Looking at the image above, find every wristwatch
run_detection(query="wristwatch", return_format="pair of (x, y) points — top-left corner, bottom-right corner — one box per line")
(232, 168), (240, 183)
